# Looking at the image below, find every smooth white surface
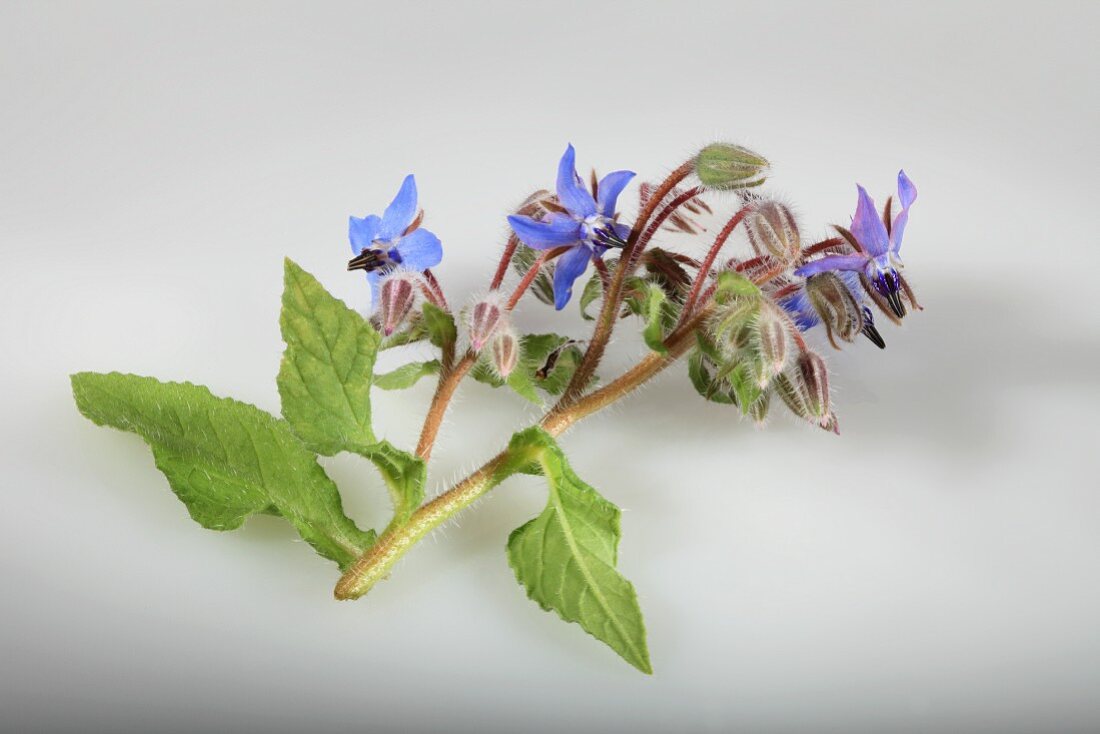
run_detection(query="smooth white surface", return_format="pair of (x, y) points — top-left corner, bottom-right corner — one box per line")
(2, 2), (1098, 732)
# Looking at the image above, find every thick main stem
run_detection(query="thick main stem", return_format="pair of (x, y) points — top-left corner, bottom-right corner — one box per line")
(336, 307), (712, 600)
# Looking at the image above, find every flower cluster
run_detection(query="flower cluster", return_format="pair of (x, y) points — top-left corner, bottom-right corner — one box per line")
(345, 143), (920, 432)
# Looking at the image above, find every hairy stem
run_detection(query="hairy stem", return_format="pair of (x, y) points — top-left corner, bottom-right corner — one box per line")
(336, 306), (714, 600)
(489, 235), (520, 291)
(679, 203), (753, 321)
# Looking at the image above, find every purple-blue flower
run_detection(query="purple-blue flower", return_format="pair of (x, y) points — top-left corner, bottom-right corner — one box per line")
(507, 145), (635, 310)
(347, 174), (442, 308)
(794, 171), (917, 317)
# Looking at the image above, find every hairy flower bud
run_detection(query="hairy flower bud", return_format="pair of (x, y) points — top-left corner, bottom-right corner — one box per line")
(695, 143), (769, 190)
(710, 296), (760, 355)
(490, 327), (519, 378)
(745, 201), (800, 264)
(805, 273), (864, 348)
(750, 306), (789, 385)
(379, 274), (417, 337)
(775, 351), (831, 425)
(468, 296), (504, 351)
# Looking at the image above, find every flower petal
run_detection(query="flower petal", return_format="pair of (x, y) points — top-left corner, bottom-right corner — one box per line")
(552, 244), (593, 310)
(349, 214), (383, 254)
(379, 174), (419, 240)
(890, 170), (917, 253)
(556, 144), (597, 218)
(393, 228), (443, 271)
(507, 213), (583, 250)
(849, 184), (890, 257)
(794, 254), (869, 277)
(596, 169), (636, 217)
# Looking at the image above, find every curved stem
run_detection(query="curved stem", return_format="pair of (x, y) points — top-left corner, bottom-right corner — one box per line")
(679, 203), (754, 322)
(558, 160), (696, 408)
(336, 305), (715, 600)
(489, 235), (520, 290)
(415, 351), (476, 462)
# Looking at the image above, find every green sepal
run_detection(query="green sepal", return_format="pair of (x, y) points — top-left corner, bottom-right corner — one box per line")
(278, 258), (379, 453)
(688, 333), (738, 405)
(374, 360), (441, 390)
(70, 372), (375, 569)
(640, 282), (672, 355)
(421, 302), (457, 349)
(712, 270), (759, 305)
(504, 428), (652, 674)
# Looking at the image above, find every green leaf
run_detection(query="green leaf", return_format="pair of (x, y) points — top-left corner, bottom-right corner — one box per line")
(276, 260), (426, 523)
(421, 302), (457, 349)
(713, 270), (759, 304)
(505, 428), (652, 674)
(359, 439), (427, 525)
(579, 273), (603, 321)
(374, 360), (441, 390)
(688, 334), (737, 405)
(70, 372), (375, 569)
(641, 283), (670, 355)
(277, 258), (380, 454)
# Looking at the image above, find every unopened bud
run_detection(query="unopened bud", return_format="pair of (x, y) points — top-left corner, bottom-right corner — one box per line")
(695, 143), (769, 191)
(796, 351), (830, 420)
(745, 201), (800, 264)
(379, 274), (417, 337)
(805, 273), (863, 348)
(710, 296), (760, 355)
(468, 296), (504, 351)
(751, 307), (789, 385)
(775, 351), (831, 425)
(490, 327), (519, 378)
(749, 389), (771, 427)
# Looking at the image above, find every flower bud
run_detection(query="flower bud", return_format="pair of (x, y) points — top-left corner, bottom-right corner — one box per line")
(379, 274), (417, 337)
(750, 307), (789, 385)
(695, 143), (769, 191)
(468, 296), (504, 351)
(805, 273), (863, 348)
(775, 351), (831, 425)
(490, 327), (519, 379)
(745, 201), (800, 264)
(749, 389), (771, 427)
(710, 296), (760, 356)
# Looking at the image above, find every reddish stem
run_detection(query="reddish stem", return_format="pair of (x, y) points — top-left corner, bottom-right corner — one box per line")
(506, 246), (569, 310)
(800, 236), (846, 260)
(489, 235), (520, 291)
(679, 203), (754, 321)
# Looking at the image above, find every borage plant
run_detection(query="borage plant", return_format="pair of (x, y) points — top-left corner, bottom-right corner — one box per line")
(71, 143), (921, 673)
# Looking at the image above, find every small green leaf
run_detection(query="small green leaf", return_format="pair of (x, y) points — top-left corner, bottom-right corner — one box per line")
(421, 302), (457, 349)
(579, 274), (603, 321)
(359, 439), (426, 524)
(374, 360), (441, 390)
(278, 258), (379, 454)
(641, 283), (670, 355)
(713, 270), (759, 304)
(505, 428), (652, 674)
(71, 372), (374, 569)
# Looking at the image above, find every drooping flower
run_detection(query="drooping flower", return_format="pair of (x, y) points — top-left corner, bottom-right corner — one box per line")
(347, 174), (442, 308)
(794, 171), (917, 317)
(776, 272), (886, 349)
(507, 145), (635, 310)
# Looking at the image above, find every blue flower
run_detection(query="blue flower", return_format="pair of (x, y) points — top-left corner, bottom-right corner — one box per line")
(507, 145), (635, 310)
(794, 171), (917, 317)
(347, 174), (442, 308)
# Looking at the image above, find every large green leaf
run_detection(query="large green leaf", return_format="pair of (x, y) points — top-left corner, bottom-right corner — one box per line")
(277, 259), (425, 522)
(71, 372), (375, 569)
(277, 258), (379, 454)
(505, 428), (652, 673)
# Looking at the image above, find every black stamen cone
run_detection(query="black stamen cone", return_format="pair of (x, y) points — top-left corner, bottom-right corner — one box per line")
(348, 250), (381, 272)
(886, 290), (907, 318)
(861, 321), (886, 349)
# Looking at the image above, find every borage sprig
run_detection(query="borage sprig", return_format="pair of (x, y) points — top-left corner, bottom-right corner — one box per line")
(71, 142), (921, 673)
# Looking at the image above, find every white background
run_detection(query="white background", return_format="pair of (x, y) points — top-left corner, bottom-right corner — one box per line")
(2, 2), (1098, 732)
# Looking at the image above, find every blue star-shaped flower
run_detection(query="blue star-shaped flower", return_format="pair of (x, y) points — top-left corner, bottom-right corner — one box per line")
(507, 145), (635, 310)
(795, 171), (917, 317)
(347, 174), (442, 308)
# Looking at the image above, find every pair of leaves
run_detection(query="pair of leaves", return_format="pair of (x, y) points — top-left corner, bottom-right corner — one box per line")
(72, 260), (426, 568)
(505, 428), (652, 673)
